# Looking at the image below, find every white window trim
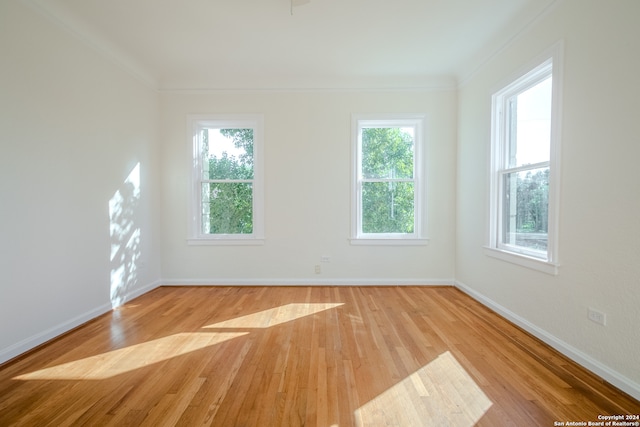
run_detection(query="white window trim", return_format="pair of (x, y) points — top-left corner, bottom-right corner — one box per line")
(350, 113), (429, 246)
(486, 42), (563, 274)
(187, 114), (265, 246)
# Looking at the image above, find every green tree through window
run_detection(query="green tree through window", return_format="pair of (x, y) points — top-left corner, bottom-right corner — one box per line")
(488, 48), (561, 268)
(352, 114), (426, 242)
(361, 127), (415, 233)
(202, 128), (254, 235)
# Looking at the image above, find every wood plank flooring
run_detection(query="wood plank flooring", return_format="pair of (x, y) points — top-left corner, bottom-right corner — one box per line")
(1, 286), (638, 426)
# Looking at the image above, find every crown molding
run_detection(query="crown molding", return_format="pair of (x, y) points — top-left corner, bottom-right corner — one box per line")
(457, 0), (563, 88)
(23, 0), (159, 90)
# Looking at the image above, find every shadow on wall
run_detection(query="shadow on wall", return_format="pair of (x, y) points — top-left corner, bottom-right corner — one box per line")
(109, 162), (141, 309)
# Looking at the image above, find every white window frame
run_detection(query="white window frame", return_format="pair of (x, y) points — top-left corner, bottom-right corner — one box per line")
(187, 114), (264, 245)
(350, 113), (428, 245)
(486, 44), (563, 274)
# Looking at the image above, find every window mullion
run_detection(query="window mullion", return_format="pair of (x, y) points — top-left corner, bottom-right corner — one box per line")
(188, 114), (264, 244)
(203, 179), (253, 184)
(352, 114), (426, 242)
(488, 47), (560, 269)
(501, 161), (550, 175)
(360, 178), (414, 183)
(507, 97), (517, 167)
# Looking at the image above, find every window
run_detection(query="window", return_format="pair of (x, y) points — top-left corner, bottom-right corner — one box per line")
(188, 114), (264, 245)
(487, 46), (562, 273)
(351, 114), (427, 245)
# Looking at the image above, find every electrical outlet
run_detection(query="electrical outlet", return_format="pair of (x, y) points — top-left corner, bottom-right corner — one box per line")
(314, 265), (321, 274)
(320, 256), (331, 263)
(587, 308), (606, 326)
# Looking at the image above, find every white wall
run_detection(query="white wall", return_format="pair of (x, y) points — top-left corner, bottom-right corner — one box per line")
(0, 1), (161, 363)
(3, 0), (638, 402)
(160, 90), (457, 284)
(456, 0), (640, 397)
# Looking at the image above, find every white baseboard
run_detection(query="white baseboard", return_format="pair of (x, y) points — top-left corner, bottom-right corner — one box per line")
(454, 280), (640, 401)
(161, 278), (455, 286)
(0, 279), (162, 365)
(0, 302), (112, 365)
(117, 279), (162, 306)
(0, 278), (448, 364)
(10, 277), (637, 403)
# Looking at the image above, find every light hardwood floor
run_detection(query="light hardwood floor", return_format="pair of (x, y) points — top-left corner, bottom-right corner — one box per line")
(1, 286), (638, 426)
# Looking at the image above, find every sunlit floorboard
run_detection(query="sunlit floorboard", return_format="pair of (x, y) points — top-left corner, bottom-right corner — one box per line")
(0, 286), (638, 426)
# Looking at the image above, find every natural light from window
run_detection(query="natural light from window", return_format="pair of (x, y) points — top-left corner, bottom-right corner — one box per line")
(14, 332), (247, 380)
(204, 303), (344, 329)
(207, 128), (246, 159)
(351, 114), (427, 243)
(14, 303), (493, 425)
(109, 162), (141, 309)
(487, 47), (562, 272)
(188, 114), (265, 243)
(513, 76), (552, 167)
(14, 303), (343, 381)
(354, 351), (492, 426)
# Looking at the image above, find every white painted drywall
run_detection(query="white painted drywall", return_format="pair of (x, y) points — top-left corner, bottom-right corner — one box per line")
(159, 90), (457, 284)
(456, 0), (640, 392)
(3, 0), (638, 403)
(0, 1), (161, 363)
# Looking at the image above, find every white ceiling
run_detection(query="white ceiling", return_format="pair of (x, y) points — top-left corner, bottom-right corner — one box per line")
(28, 0), (557, 90)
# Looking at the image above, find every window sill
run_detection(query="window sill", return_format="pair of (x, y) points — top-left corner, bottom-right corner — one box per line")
(350, 238), (429, 246)
(483, 246), (559, 275)
(188, 238), (265, 246)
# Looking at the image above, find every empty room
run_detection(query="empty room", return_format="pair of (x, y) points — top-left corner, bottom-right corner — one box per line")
(1, 0), (639, 425)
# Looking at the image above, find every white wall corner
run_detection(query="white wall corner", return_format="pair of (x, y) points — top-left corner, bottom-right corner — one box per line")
(113, 279), (163, 309)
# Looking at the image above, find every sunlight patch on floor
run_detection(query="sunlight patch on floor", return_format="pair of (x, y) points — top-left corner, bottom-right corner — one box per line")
(203, 303), (344, 329)
(354, 351), (492, 427)
(14, 332), (246, 381)
(15, 303), (343, 382)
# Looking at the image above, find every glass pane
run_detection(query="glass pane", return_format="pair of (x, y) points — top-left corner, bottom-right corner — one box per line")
(202, 128), (254, 180)
(508, 76), (552, 167)
(502, 167), (549, 253)
(362, 181), (414, 234)
(201, 182), (253, 234)
(361, 127), (414, 179)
